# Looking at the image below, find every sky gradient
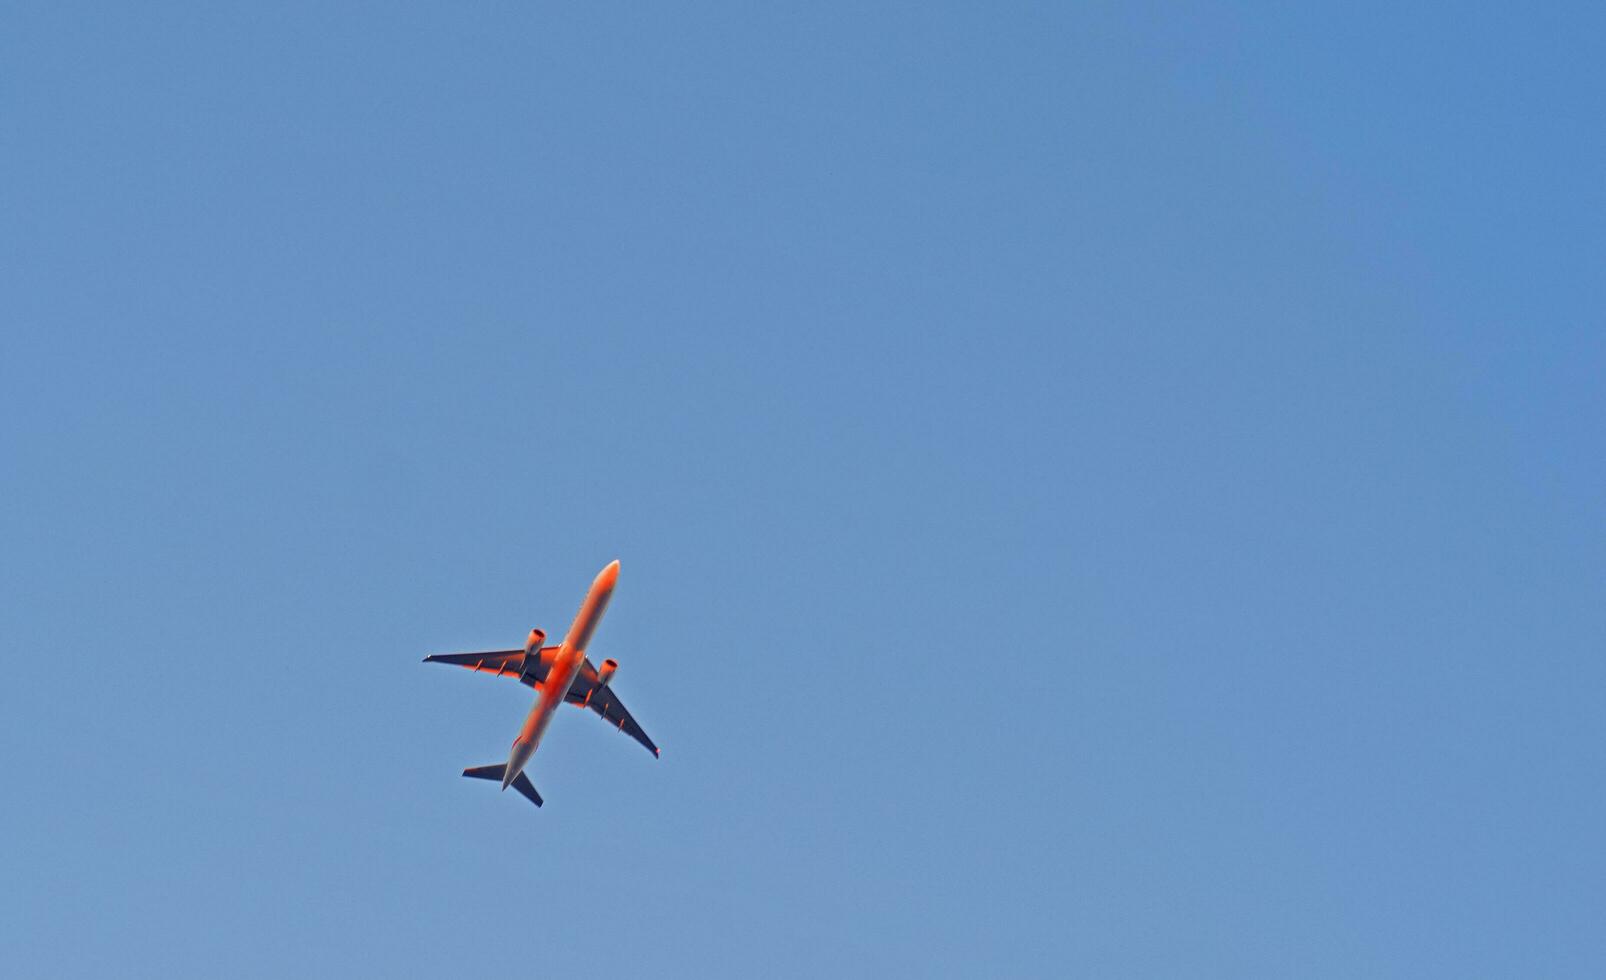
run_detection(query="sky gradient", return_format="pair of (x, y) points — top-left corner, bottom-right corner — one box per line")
(3, 3), (1604, 977)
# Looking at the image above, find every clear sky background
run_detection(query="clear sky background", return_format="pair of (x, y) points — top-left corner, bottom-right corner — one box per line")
(3, 3), (1603, 977)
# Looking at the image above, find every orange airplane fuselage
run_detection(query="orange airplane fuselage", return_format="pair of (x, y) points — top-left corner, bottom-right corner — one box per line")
(500, 559), (619, 789)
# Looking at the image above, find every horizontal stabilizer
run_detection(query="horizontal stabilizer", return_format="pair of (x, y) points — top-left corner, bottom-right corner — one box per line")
(461, 764), (543, 807)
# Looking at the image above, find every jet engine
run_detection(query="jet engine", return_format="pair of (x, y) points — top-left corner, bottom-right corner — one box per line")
(597, 658), (618, 687)
(524, 628), (546, 654)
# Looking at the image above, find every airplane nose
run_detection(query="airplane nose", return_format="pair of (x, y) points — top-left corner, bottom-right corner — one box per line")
(596, 559), (621, 590)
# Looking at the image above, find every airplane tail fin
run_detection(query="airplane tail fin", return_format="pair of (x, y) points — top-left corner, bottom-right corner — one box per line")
(462, 765), (544, 807)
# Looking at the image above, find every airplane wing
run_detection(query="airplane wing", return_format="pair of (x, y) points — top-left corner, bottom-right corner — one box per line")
(422, 647), (561, 687)
(426, 650), (659, 757)
(567, 660), (660, 758)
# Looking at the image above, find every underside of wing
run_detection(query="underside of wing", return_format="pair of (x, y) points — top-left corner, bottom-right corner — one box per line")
(567, 660), (660, 758)
(423, 647), (561, 686)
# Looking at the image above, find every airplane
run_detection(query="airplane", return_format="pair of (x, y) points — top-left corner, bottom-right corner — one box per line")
(423, 559), (658, 808)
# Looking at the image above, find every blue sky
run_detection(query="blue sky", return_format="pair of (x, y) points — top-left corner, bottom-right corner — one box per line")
(3, 3), (1603, 976)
